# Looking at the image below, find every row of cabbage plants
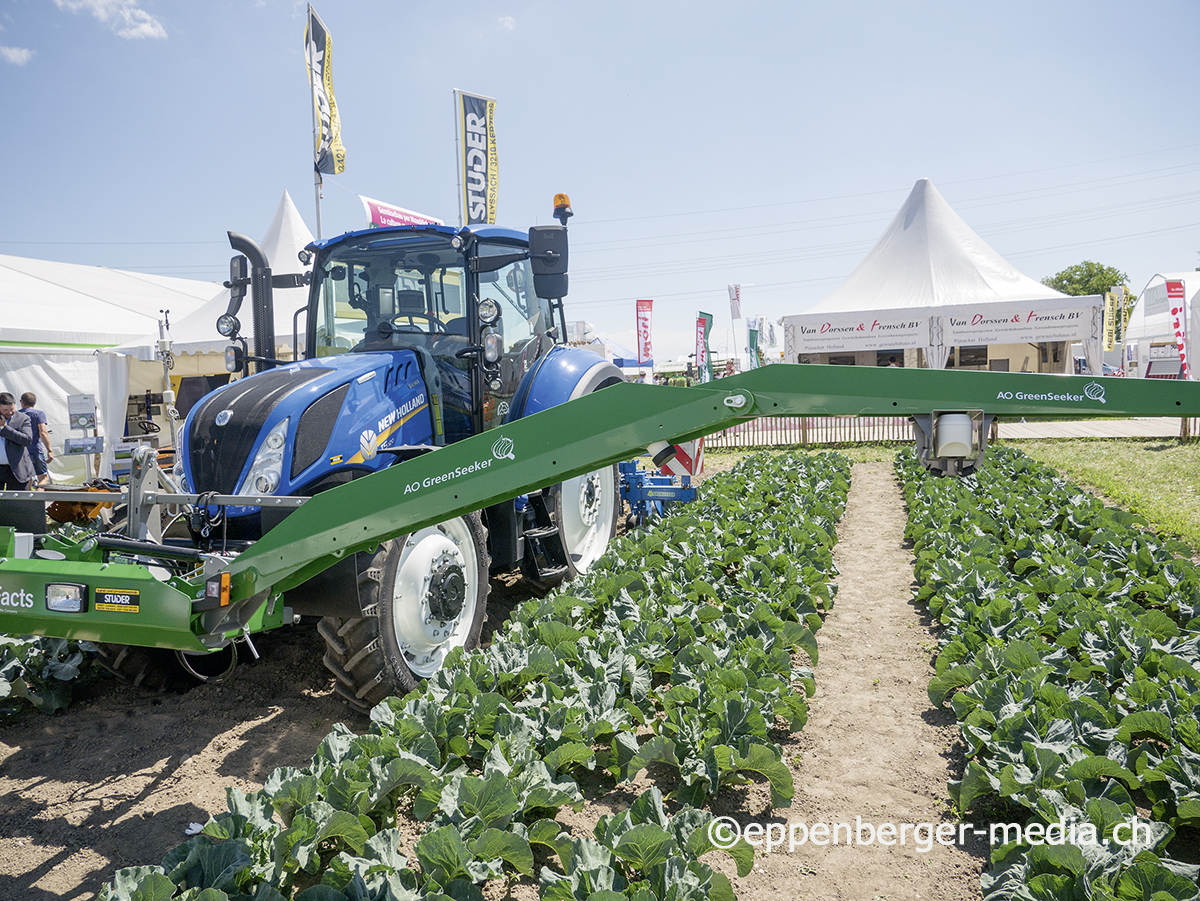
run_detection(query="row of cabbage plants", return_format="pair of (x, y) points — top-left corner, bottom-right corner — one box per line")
(898, 446), (1200, 901)
(100, 450), (850, 901)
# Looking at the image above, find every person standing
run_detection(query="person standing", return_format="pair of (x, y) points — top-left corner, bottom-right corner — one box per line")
(0, 392), (34, 490)
(20, 392), (52, 487)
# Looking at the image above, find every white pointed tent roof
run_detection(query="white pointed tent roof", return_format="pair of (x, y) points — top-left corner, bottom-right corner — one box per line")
(0, 255), (217, 347)
(1126, 272), (1198, 342)
(111, 191), (315, 358)
(807, 178), (1066, 313)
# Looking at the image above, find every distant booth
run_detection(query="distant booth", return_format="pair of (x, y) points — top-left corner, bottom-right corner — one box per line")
(780, 179), (1104, 374)
(1124, 274), (1198, 379)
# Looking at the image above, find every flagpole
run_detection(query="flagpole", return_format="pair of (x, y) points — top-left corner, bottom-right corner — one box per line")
(308, 4), (323, 240)
(453, 89), (463, 227)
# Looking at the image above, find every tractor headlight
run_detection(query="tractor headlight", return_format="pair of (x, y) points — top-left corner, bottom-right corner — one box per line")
(239, 418), (289, 497)
(46, 583), (86, 613)
(478, 298), (501, 325)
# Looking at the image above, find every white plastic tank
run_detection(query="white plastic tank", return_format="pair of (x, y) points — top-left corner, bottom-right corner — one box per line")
(935, 414), (974, 458)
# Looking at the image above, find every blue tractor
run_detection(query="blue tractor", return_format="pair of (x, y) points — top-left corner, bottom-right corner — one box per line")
(169, 204), (626, 710)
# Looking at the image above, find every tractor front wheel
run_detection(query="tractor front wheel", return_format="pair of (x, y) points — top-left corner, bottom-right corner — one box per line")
(319, 513), (489, 714)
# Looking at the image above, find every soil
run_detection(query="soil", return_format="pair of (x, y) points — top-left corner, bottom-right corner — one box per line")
(0, 461), (985, 900)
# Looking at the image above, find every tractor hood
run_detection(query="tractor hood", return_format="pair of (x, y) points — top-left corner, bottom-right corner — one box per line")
(182, 353), (432, 501)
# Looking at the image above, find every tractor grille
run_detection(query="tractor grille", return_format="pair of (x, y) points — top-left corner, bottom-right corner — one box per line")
(292, 383), (349, 479)
(188, 368), (330, 495)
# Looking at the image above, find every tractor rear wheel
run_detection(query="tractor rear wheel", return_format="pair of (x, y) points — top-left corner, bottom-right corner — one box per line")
(319, 513), (489, 714)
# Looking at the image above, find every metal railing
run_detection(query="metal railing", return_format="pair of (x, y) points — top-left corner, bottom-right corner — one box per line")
(705, 415), (914, 448)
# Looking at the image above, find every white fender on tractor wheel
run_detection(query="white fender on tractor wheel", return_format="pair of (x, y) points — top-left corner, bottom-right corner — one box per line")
(319, 513), (489, 713)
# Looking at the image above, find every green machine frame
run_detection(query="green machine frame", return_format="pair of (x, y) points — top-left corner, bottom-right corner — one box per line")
(0, 364), (1195, 654)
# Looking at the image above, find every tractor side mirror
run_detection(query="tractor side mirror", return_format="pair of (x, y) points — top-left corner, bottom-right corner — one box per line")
(529, 225), (568, 299)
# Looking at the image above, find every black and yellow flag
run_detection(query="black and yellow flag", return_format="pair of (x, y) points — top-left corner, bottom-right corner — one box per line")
(457, 90), (498, 225)
(305, 6), (346, 175)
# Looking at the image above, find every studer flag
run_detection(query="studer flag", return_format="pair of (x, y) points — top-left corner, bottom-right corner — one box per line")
(636, 299), (654, 364)
(305, 5), (346, 175)
(458, 90), (498, 225)
(696, 311), (714, 383)
(728, 284), (742, 320)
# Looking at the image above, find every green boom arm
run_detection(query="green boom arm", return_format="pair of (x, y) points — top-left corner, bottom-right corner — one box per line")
(0, 364), (1196, 650)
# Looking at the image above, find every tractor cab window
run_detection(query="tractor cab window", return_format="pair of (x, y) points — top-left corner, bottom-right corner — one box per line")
(312, 234), (467, 358)
(477, 242), (556, 427)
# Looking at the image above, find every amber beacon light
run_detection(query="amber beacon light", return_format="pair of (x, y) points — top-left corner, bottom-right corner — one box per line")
(553, 193), (573, 225)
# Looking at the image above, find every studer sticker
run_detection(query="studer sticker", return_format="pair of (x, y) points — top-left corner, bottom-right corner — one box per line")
(96, 588), (140, 613)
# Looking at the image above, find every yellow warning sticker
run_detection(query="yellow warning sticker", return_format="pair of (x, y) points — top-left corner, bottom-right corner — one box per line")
(96, 588), (140, 613)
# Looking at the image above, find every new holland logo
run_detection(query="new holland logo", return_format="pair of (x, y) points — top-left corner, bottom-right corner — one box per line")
(492, 436), (515, 461)
(360, 428), (382, 460)
(215, 409), (233, 426)
(1084, 381), (1106, 405)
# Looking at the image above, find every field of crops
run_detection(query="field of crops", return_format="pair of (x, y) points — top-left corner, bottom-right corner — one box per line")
(899, 446), (1200, 900)
(94, 451), (850, 901)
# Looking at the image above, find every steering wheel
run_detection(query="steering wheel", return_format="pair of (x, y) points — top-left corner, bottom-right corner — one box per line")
(136, 419), (161, 434)
(380, 312), (448, 337)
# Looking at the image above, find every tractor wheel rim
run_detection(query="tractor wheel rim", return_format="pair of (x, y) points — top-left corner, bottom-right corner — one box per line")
(560, 467), (615, 573)
(390, 518), (479, 678)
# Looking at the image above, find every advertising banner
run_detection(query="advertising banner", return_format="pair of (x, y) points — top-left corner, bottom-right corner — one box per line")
(457, 90), (498, 225)
(636, 299), (653, 365)
(728, 284), (742, 320)
(1167, 280), (1190, 379)
(359, 195), (444, 228)
(793, 311), (928, 354)
(305, 5), (346, 175)
(1103, 292), (1119, 352)
(944, 306), (1091, 346)
(747, 324), (760, 368)
(695, 311), (714, 383)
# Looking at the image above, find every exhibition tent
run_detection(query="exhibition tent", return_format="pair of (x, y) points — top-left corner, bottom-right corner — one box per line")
(1124, 272), (1199, 378)
(780, 179), (1104, 371)
(0, 254), (218, 482)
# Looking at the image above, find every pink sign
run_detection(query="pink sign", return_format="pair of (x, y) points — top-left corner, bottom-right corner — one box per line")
(359, 194), (444, 228)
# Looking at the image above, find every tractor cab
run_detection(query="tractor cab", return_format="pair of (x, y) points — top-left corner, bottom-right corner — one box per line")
(308, 225), (566, 440)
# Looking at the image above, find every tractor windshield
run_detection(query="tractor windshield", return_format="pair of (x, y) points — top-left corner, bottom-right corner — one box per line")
(311, 233), (467, 357)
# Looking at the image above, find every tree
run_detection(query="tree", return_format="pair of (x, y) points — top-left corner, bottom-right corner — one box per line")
(1041, 261), (1129, 296)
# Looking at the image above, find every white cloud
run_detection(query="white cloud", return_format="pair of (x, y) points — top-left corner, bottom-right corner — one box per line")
(498, 16), (515, 31)
(1, 46), (35, 65)
(53, 0), (167, 40)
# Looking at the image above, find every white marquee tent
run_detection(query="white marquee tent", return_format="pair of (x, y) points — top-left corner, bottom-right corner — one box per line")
(781, 179), (1104, 372)
(0, 253), (219, 482)
(1124, 273), (1198, 379)
(97, 192), (316, 475)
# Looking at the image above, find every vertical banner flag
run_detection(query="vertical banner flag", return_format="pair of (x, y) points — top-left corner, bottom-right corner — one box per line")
(696, 311), (714, 383)
(1167, 280), (1191, 379)
(359, 195), (444, 228)
(728, 284), (742, 320)
(747, 324), (760, 368)
(457, 90), (498, 225)
(305, 6), (346, 175)
(1103, 292), (1118, 352)
(636, 299), (654, 365)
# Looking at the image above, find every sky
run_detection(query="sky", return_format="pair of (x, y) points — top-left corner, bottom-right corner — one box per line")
(3, 0), (1200, 364)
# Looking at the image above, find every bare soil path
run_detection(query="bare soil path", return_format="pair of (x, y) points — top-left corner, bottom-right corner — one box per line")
(719, 461), (986, 900)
